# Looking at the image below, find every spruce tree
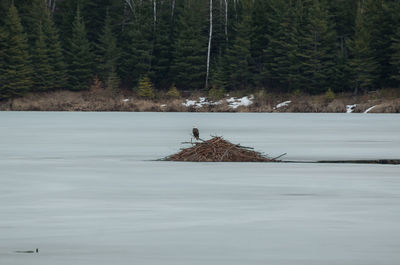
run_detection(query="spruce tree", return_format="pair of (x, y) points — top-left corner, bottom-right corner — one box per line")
(363, 0), (395, 88)
(267, 1), (302, 92)
(0, 0), (8, 23)
(300, 0), (338, 94)
(119, 26), (152, 88)
(44, 11), (68, 90)
(0, 4), (32, 99)
(96, 10), (120, 90)
(137, 76), (155, 99)
(118, 0), (153, 88)
(24, 0), (47, 47)
(106, 66), (120, 91)
(32, 24), (53, 91)
(24, 0), (67, 91)
(0, 26), (7, 95)
(66, 6), (93, 91)
(391, 23), (400, 83)
(251, 0), (274, 86)
(221, 0), (253, 90)
(150, 1), (174, 89)
(347, 1), (378, 94)
(171, 1), (207, 90)
(255, 0), (287, 88)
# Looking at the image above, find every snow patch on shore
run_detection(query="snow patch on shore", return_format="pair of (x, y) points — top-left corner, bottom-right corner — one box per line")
(182, 95), (254, 109)
(227, 95), (254, 109)
(346, 104), (357, 113)
(274, 101), (291, 109)
(364, 105), (376, 113)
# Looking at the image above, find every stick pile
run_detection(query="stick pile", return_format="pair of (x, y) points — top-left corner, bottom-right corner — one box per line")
(165, 137), (279, 162)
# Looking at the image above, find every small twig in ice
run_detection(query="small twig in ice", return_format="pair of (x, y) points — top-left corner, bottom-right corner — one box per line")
(272, 153), (287, 160)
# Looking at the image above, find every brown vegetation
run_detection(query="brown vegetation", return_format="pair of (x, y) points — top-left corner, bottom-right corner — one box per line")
(164, 137), (281, 162)
(0, 88), (399, 113)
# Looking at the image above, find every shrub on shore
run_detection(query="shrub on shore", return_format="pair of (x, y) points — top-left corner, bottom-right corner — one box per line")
(137, 76), (155, 99)
(324, 88), (335, 102)
(167, 84), (180, 98)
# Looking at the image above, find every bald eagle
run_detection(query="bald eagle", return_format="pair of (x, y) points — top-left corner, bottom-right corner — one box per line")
(192, 127), (199, 140)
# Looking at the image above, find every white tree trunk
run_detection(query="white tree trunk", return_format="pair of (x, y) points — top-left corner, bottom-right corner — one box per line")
(234, 0), (237, 19)
(205, 0), (213, 89)
(153, 0), (157, 31)
(125, 0), (135, 14)
(52, 0), (56, 14)
(46, 0), (55, 13)
(171, 0), (175, 19)
(224, 0), (228, 41)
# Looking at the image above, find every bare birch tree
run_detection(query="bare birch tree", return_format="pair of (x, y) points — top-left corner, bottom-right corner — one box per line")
(46, 0), (56, 14)
(153, 0), (157, 31)
(205, 0), (213, 89)
(224, 0), (228, 41)
(171, 0), (175, 19)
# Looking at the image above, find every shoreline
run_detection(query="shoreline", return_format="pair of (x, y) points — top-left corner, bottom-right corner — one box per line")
(1, 89), (399, 113)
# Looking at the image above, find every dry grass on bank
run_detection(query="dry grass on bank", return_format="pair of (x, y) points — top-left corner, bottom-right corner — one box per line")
(0, 88), (399, 113)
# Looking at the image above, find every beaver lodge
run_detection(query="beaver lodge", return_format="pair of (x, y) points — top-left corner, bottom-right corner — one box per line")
(164, 137), (283, 162)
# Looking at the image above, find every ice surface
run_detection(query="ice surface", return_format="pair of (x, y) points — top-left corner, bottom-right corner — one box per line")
(0, 112), (400, 265)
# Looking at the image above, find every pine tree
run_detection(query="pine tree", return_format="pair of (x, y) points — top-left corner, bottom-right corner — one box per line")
(221, 0), (253, 90)
(66, 6), (93, 91)
(0, 0), (9, 23)
(81, 0), (113, 43)
(106, 66), (120, 91)
(32, 24), (53, 91)
(118, 0), (153, 88)
(300, 0), (338, 94)
(251, 0), (272, 86)
(0, 26), (7, 95)
(167, 84), (180, 98)
(137, 76), (155, 99)
(253, 0), (286, 88)
(0, 4), (32, 99)
(22, 0), (67, 91)
(96, 10), (120, 89)
(119, 27), (152, 88)
(44, 11), (68, 90)
(391, 23), (400, 83)
(267, 1), (303, 92)
(363, 0), (395, 88)
(171, 1), (207, 90)
(347, 1), (378, 94)
(150, 1), (174, 89)
(24, 0), (48, 47)
(54, 0), (80, 46)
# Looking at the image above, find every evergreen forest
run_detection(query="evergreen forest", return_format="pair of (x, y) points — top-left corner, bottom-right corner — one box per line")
(1, 0), (400, 100)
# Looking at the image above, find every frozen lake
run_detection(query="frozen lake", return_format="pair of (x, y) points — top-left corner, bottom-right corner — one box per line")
(0, 112), (399, 265)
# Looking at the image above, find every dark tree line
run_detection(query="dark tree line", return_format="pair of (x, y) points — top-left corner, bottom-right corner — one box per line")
(1, 0), (400, 100)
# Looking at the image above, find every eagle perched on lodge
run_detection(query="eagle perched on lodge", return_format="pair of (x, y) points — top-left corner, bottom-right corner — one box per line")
(192, 127), (199, 140)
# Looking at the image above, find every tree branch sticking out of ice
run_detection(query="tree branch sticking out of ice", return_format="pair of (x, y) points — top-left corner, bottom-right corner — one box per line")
(274, 101), (291, 110)
(364, 105), (376, 113)
(346, 104), (357, 113)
